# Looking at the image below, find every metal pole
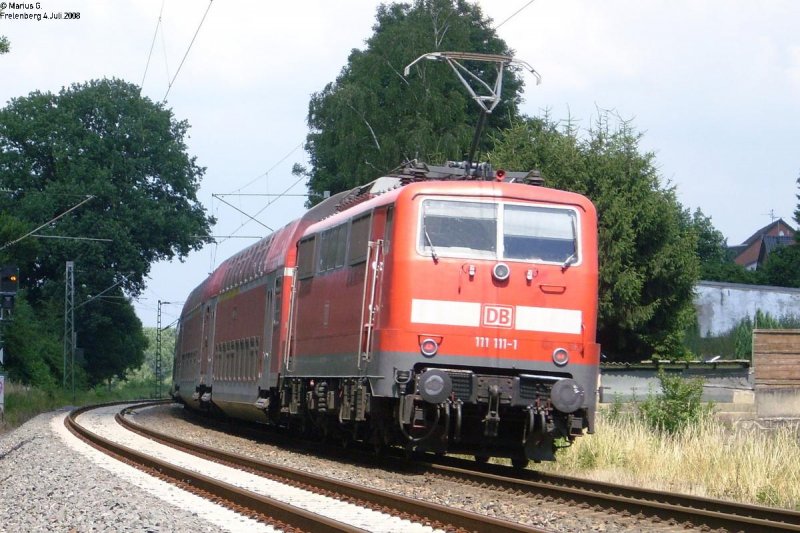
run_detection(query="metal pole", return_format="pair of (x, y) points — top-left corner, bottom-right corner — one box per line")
(63, 261), (75, 390)
(156, 300), (162, 398)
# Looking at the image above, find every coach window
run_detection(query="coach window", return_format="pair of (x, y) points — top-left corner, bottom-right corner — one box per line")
(349, 214), (371, 265)
(334, 225), (347, 268)
(318, 224), (347, 273)
(297, 237), (315, 279)
(384, 206), (393, 255)
(273, 277), (282, 326)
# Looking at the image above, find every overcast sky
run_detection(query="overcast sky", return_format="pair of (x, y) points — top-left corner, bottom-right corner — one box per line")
(2, 0), (799, 327)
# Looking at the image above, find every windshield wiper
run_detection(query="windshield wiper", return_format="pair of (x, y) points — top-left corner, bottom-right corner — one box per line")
(561, 253), (577, 271)
(562, 214), (578, 271)
(423, 225), (439, 263)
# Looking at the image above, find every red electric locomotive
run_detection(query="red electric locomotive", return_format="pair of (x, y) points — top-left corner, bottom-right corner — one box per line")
(173, 162), (600, 465)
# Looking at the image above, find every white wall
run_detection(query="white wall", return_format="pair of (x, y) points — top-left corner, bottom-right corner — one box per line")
(695, 281), (800, 337)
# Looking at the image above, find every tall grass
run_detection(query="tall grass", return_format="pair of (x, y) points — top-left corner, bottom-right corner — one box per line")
(542, 412), (800, 510)
(0, 379), (159, 434)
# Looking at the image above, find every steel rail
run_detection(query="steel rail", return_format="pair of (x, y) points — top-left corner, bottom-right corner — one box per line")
(117, 404), (548, 533)
(65, 403), (363, 533)
(422, 458), (800, 533)
(170, 403), (800, 533)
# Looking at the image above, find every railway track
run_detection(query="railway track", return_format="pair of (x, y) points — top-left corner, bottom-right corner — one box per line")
(422, 457), (800, 533)
(66, 401), (549, 533)
(150, 402), (800, 533)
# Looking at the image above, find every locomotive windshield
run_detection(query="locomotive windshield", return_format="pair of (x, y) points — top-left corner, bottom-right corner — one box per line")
(419, 199), (578, 264)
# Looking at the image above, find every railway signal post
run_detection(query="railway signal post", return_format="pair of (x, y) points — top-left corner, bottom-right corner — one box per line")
(0, 265), (17, 421)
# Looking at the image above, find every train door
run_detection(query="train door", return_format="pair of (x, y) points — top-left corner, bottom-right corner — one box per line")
(199, 303), (215, 385)
(261, 271), (282, 388)
(358, 207), (389, 370)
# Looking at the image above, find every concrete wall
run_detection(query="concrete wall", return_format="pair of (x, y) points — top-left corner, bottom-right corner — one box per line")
(599, 366), (751, 403)
(756, 388), (800, 418)
(694, 281), (800, 337)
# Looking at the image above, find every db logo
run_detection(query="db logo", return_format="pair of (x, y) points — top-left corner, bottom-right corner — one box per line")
(482, 305), (514, 328)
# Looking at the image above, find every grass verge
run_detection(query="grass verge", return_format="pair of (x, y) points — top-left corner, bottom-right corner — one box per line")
(0, 379), (162, 434)
(540, 412), (800, 510)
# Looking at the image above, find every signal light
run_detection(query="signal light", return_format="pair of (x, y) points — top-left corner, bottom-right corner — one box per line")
(420, 338), (439, 357)
(552, 348), (569, 366)
(0, 265), (19, 295)
(495, 169), (506, 181)
(418, 335), (442, 357)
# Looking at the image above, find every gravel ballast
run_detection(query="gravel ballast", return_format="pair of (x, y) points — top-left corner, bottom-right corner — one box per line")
(1, 404), (670, 532)
(0, 409), (263, 532)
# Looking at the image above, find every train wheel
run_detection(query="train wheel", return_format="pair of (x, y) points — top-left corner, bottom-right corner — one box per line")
(474, 455), (490, 464)
(511, 456), (529, 470)
(371, 428), (387, 456)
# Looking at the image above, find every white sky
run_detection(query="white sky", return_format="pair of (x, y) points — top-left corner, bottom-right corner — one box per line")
(1, 0), (798, 327)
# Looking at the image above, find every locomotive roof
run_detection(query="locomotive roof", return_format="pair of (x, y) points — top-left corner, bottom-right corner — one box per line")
(302, 164), (593, 236)
(181, 161), (593, 317)
(181, 188), (353, 314)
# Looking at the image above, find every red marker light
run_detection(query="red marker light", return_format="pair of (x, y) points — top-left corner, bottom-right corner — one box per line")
(495, 169), (506, 181)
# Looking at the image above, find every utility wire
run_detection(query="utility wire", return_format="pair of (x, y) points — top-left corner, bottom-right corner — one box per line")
(0, 195), (95, 251)
(495, 0), (535, 30)
(230, 142), (303, 194)
(75, 278), (126, 310)
(216, 170), (307, 246)
(31, 235), (112, 242)
(141, 0), (166, 88)
(162, 0), (214, 103)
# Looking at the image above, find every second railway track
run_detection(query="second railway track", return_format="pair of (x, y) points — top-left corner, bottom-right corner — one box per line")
(67, 401), (551, 532)
(127, 401), (800, 533)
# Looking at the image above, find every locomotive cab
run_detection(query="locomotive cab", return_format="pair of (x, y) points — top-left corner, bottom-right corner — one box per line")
(373, 179), (600, 464)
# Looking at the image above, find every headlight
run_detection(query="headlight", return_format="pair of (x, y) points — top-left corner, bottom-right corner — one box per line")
(418, 369), (452, 404)
(550, 378), (584, 413)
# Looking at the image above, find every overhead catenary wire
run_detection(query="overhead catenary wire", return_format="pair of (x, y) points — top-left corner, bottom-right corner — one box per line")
(230, 142), (304, 194)
(141, 0), (166, 89)
(495, 0), (536, 30)
(162, 0), (214, 103)
(75, 278), (126, 310)
(0, 195), (95, 251)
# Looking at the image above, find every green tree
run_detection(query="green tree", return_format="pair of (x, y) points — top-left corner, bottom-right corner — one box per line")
(490, 115), (699, 360)
(0, 78), (214, 297)
(760, 173), (800, 287)
(131, 326), (176, 383)
(685, 208), (763, 284)
(304, 0), (524, 202)
(79, 300), (148, 386)
(0, 78), (215, 385)
(0, 8), (9, 54)
(1, 294), (62, 388)
(761, 244), (800, 288)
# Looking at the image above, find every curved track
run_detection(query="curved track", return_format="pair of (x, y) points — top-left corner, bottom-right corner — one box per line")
(423, 456), (800, 533)
(154, 403), (800, 533)
(66, 401), (549, 533)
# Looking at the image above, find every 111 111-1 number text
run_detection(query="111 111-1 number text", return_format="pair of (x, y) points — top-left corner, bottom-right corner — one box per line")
(475, 337), (519, 350)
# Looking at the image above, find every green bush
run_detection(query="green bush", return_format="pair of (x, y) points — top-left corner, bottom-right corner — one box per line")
(638, 370), (712, 434)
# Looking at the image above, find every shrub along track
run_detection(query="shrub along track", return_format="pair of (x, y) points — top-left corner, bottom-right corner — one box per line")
(148, 402), (800, 533)
(66, 401), (549, 533)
